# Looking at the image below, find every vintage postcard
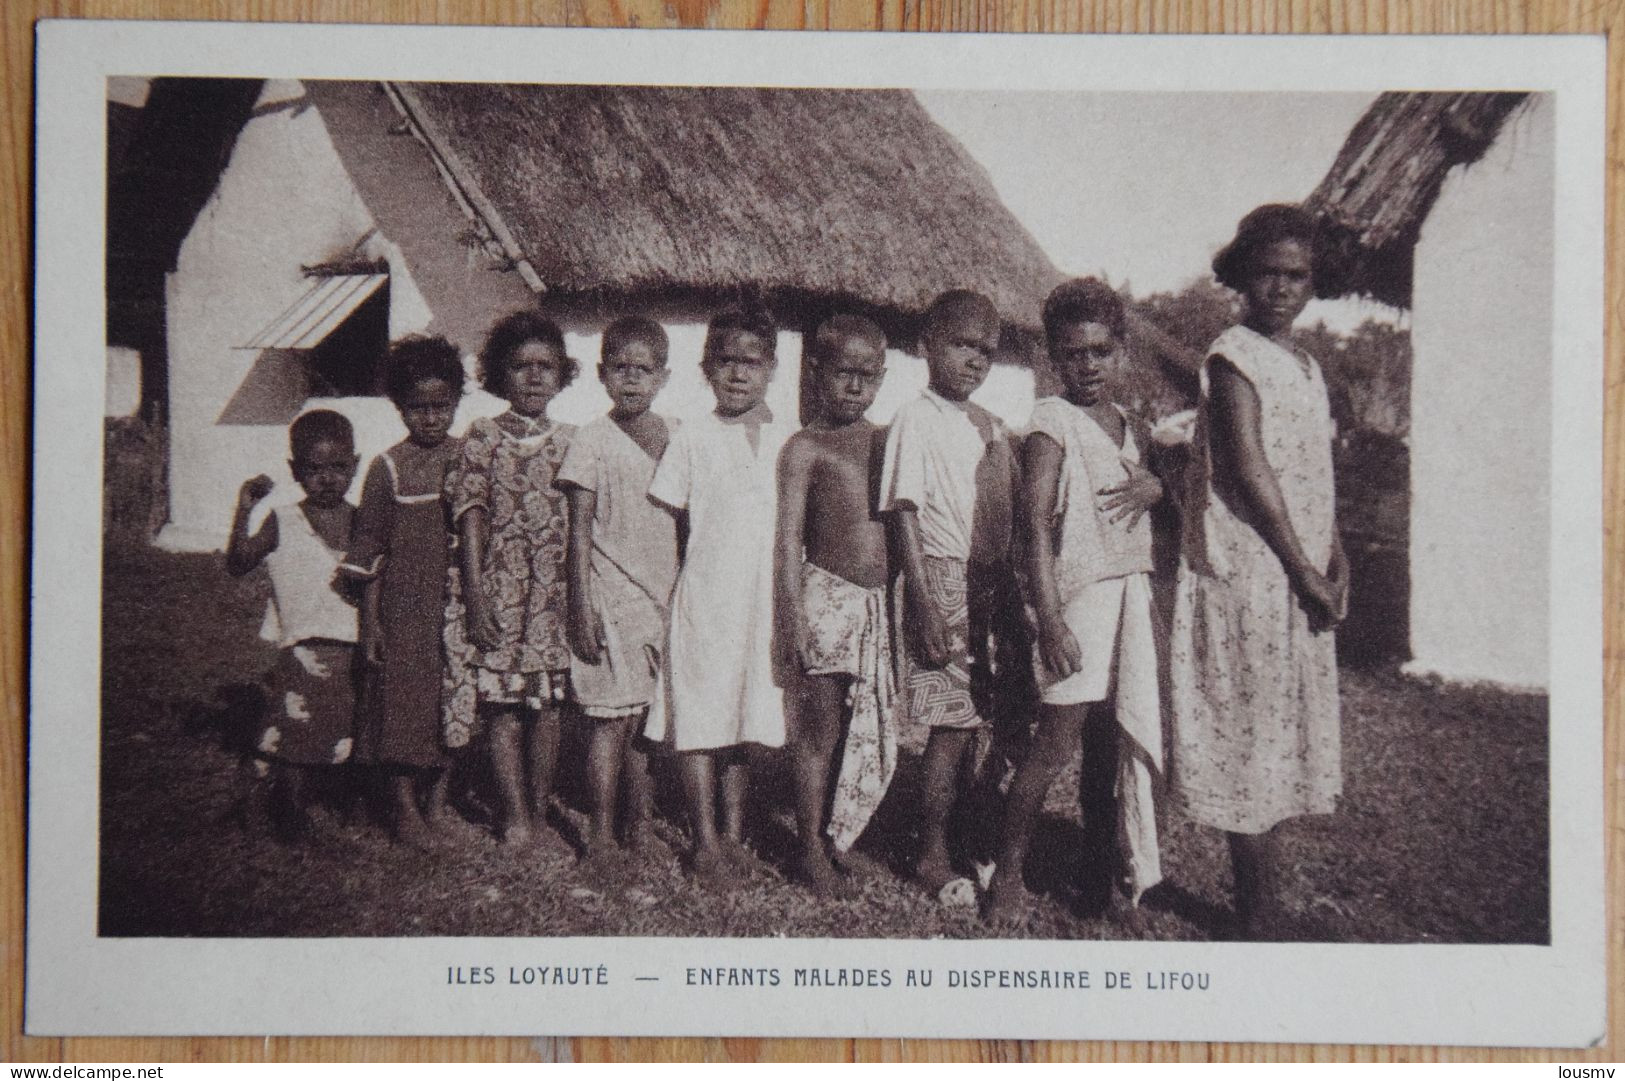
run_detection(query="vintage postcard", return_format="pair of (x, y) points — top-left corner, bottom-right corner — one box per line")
(28, 21), (1606, 1043)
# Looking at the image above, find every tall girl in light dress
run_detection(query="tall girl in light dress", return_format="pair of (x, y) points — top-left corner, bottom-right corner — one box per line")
(1169, 204), (1350, 939)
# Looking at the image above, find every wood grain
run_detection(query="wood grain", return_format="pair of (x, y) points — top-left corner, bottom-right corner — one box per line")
(4, 0), (1620, 1064)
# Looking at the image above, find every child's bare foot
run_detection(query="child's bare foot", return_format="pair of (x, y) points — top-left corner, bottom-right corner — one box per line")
(394, 810), (433, 851)
(719, 834), (759, 871)
(687, 844), (731, 886)
(621, 819), (655, 853)
(500, 817), (535, 846)
(796, 851), (852, 899)
(982, 879), (1034, 925)
(913, 849), (956, 896)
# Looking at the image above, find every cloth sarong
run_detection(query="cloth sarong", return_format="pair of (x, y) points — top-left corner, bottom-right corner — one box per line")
(800, 562), (897, 852)
(903, 557), (987, 730)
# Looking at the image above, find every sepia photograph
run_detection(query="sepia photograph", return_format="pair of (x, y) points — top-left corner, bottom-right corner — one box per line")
(30, 21), (1605, 1043)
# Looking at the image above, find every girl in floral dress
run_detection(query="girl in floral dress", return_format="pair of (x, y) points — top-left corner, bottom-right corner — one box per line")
(1169, 204), (1350, 938)
(444, 312), (577, 845)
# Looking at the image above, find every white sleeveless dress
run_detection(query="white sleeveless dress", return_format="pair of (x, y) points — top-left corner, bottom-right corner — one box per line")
(1169, 325), (1341, 835)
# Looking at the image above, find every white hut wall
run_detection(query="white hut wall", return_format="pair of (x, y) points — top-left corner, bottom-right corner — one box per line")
(159, 80), (434, 551)
(1407, 94), (1553, 688)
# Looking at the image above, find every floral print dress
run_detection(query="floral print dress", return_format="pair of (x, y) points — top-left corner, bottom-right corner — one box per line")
(442, 411), (575, 748)
(1168, 324), (1341, 835)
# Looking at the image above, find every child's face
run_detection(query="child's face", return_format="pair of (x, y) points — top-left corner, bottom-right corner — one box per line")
(290, 438), (358, 508)
(814, 336), (886, 425)
(924, 310), (998, 402)
(1048, 320), (1121, 407)
(399, 377), (457, 448)
(600, 341), (669, 419)
(1244, 238), (1313, 336)
(502, 339), (568, 418)
(703, 330), (775, 417)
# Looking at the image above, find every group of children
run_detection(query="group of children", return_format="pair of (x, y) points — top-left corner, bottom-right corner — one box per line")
(228, 202), (1346, 933)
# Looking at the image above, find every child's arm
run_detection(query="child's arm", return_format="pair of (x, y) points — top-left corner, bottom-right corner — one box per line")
(343, 458), (393, 666)
(447, 424), (503, 653)
(1210, 357), (1340, 624)
(891, 507), (949, 668)
(773, 436), (815, 674)
(360, 577), (384, 667)
(224, 475), (278, 577)
(458, 508), (502, 652)
(1021, 433), (1081, 679)
(564, 486), (604, 664)
(878, 410), (949, 668)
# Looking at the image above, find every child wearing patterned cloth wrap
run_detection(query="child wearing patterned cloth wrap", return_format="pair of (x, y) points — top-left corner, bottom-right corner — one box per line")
(775, 314), (897, 897)
(879, 290), (1023, 899)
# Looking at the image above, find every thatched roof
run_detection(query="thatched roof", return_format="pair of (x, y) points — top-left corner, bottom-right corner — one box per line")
(391, 82), (1062, 329)
(1306, 91), (1529, 308)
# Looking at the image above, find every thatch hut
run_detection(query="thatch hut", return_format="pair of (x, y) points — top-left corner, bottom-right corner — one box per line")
(122, 78), (1063, 550)
(1306, 91), (1550, 688)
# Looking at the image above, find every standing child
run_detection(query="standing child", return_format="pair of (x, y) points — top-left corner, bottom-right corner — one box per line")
(443, 312), (578, 846)
(226, 409), (360, 842)
(774, 314), (896, 896)
(1170, 204), (1347, 939)
(880, 289), (1022, 899)
(558, 316), (677, 862)
(985, 279), (1166, 922)
(341, 336), (464, 848)
(646, 307), (791, 880)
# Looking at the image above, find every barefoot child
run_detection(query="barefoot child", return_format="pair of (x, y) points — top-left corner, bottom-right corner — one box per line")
(646, 307), (791, 879)
(558, 317), (677, 860)
(774, 314), (896, 896)
(341, 336), (464, 847)
(443, 312), (578, 845)
(880, 289), (1022, 898)
(985, 279), (1166, 922)
(226, 409), (360, 842)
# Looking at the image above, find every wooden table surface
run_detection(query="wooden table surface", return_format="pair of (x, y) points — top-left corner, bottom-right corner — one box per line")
(4, 0), (1620, 1064)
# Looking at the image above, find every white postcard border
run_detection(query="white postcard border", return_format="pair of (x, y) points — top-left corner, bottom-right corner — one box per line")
(27, 21), (1608, 1045)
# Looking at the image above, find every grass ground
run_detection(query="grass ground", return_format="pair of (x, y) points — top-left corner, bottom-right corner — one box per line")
(98, 538), (1548, 943)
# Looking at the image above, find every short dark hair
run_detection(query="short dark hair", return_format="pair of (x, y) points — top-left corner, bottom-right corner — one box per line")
(1042, 278), (1126, 341)
(809, 313), (887, 366)
(702, 306), (777, 365)
(385, 335), (465, 405)
(289, 409), (354, 460)
(1212, 204), (1319, 293)
(923, 289), (999, 343)
(478, 311), (578, 397)
(601, 316), (669, 367)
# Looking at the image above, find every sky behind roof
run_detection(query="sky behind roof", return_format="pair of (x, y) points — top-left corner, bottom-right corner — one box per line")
(917, 90), (1404, 332)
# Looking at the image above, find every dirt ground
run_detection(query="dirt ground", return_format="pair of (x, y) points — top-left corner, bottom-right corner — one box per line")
(97, 537), (1548, 943)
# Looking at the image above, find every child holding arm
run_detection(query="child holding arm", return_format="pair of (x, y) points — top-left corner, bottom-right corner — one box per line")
(227, 409), (361, 842)
(985, 279), (1166, 923)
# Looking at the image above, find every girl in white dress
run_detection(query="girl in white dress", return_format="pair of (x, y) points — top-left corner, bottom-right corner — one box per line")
(646, 307), (792, 881)
(1169, 204), (1349, 939)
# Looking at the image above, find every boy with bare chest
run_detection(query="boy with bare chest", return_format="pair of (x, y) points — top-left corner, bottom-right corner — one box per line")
(775, 314), (896, 896)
